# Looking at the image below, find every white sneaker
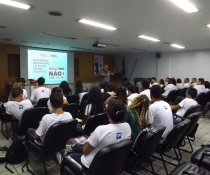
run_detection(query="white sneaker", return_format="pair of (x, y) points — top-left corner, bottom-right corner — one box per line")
(56, 152), (62, 164)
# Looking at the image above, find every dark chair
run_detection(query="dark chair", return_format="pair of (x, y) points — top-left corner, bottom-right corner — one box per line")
(154, 119), (191, 175)
(24, 119), (78, 175)
(205, 91), (210, 104)
(66, 95), (79, 104)
(165, 90), (180, 104)
(80, 93), (89, 105)
(182, 104), (202, 119)
(196, 92), (206, 108)
(191, 145), (210, 171)
(60, 139), (132, 175)
(179, 88), (188, 97)
(36, 98), (49, 108)
(83, 113), (109, 136)
(170, 162), (210, 175)
(17, 107), (49, 136)
(125, 126), (166, 175)
(63, 103), (81, 119)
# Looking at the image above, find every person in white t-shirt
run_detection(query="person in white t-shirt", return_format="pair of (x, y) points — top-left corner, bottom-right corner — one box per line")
(194, 78), (205, 95)
(69, 100), (131, 168)
(8, 82), (28, 101)
(191, 78), (197, 87)
(162, 78), (177, 98)
(139, 79), (151, 101)
(30, 92), (73, 142)
(148, 85), (174, 139)
(183, 78), (190, 88)
(30, 77), (51, 103)
(5, 87), (33, 121)
(171, 87), (198, 118)
(204, 81), (210, 93)
(127, 84), (139, 106)
(176, 78), (183, 89)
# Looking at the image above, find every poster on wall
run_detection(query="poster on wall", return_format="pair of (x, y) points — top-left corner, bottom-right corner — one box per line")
(94, 55), (103, 75)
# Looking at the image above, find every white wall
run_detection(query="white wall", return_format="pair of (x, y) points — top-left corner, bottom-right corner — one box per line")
(116, 49), (210, 83)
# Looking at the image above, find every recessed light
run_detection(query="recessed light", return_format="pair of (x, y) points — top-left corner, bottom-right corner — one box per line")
(48, 11), (62, 16)
(170, 43), (185, 49)
(138, 35), (160, 42)
(207, 24), (210, 28)
(0, 0), (31, 10)
(78, 19), (117, 31)
(169, 0), (198, 13)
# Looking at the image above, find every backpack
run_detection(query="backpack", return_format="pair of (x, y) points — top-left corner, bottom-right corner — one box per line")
(0, 137), (27, 173)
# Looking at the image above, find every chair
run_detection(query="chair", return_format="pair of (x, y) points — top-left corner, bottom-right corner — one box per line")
(24, 119), (78, 175)
(165, 90), (180, 104)
(17, 107), (49, 136)
(154, 119), (191, 175)
(66, 95), (79, 104)
(60, 139), (132, 175)
(36, 98), (49, 108)
(182, 104), (202, 119)
(170, 162), (210, 175)
(83, 113), (109, 136)
(124, 126), (166, 175)
(196, 92), (206, 108)
(179, 88), (188, 97)
(63, 103), (81, 119)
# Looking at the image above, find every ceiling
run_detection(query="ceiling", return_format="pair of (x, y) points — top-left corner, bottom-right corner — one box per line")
(0, 0), (210, 54)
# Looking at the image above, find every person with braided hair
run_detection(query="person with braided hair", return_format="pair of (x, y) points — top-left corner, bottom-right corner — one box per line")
(125, 95), (150, 140)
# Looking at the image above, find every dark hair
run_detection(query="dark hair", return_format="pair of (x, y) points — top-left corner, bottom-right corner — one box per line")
(38, 77), (45, 86)
(50, 93), (63, 108)
(171, 78), (176, 86)
(116, 87), (127, 105)
(177, 78), (182, 84)
(60, 81), (72, 96)
(106, 83), (115, 92)
(51, 87), (63, 94)
(151, 77), (156, 81)
(87, 87), (104, 115)
(75, 80), (84, 95)
(159, 79), (164, 85)
(107, 100), (126, 123)
(198, 78), (204, 85)
(184, 78), (189, 83)
(204, 81), (210, 89)
(187, 87), (197, 99)
(150, 85), (162, 99)
(127, 84), (137, 93)
(141, 79), (150, 89)
(12, 87), (23, 98)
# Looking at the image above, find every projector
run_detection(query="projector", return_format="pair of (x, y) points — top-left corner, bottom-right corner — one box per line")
(92, 43), (106, 48)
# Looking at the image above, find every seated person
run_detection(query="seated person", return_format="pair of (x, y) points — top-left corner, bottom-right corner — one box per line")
(148, 85), (174, 139)
(194, 78), (205, 95)
(127, 84), (139, 106)
(125, 95), (150, 140)
(204, 81), (210, 93)
(162, 78), (177, 98)
(8, 81), (28, 101)
(69, 100), (131, 168)
(102, 83), (115, 102)
(183, 78), (190, 88)
(5, 87), (33, 121)
(176, 78), (183, 89)
(150, 77), (159, 87)
(191, 78), (197, 87)
(30, 77), (51, 103)
(59, 81), (72, 97)
(29, 92), (73, 142)
(139, 79), (151, 101)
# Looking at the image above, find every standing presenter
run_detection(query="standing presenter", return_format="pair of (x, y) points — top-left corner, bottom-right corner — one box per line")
(100, 64), (114, 89)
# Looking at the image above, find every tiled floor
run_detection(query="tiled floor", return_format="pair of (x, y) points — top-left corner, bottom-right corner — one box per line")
(1, 117), (210, 175)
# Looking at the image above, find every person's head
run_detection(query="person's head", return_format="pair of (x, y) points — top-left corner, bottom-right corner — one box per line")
(127, 84), (137, 95)
(12, 81), (22, 89)
(197, 78), (204, 85)
(12, 87), (23, 101)
(191, 78), (197, 83)
(151, 77), (156, 84)
(116, 87), (127, 105)
(107, 100), (127, 123)
(159, 79), (165, 85)
(104, 64), (108, 71)
(88, 87), (102, 104)
(171, 78), (176, 86)
(150, 85), (162, 101)
(186, 87), (197, 99)
(51, 87), (63, 95)
(38, 77), (45, 86)
(129, 95), (150, 109)
(204, 81), (210, 89)
(59, 81), (71, 96)
(50, 93), (64, 109)
(141, 79), (150, 90)
(165, 77), (169, 83)
(184, 78), (189, 83)
(177, 78), (182, 84)
(106, 83), (115, 92)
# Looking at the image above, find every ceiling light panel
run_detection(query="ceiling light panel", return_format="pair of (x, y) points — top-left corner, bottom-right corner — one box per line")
(138, 35), (160, 42)
(207, 24), (210, 28)
(78, 19), (117, 31)
(0, 0), (31, 10)
(170, 43), (185, 49)
(169, 0), (198, 13)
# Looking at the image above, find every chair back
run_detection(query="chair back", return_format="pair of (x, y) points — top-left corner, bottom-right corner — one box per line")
(88, 139), (132, 175)
(63, 103), (80, 119)
(205, 91), (210, 104)
(158, 119), (190, 153)
(179, 88), (187, 97)
(43, 119), (77, 153)
(183, 104), (202, 119)
(132, 126), (166, 164)
(18, 107), (49, 136)
(36, 98), (49, 107)
(196, 92), (206, 107)
(83, 113), (109, 136)
(166, 90), (179, 104)
(66, 95), (79, 104)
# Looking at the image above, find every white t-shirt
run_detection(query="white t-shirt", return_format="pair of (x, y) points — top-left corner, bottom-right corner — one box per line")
(184, 83), (190, 88)
(176, 98), (198, 117)
(162, 84), (177, 97)
(176, 83), (183, 89)
(148, 100), (173, 138)
(194, 85), (205, 95)
(127, 93), (140, 106)
(36, 112), (73, 141)
(79, 92), (88, 103)
(23, 89), (28, 99)
(30, 86), (51, 102)
(81, 123), (131, 168)
(5, 99), (33, 121)
(139, 89), (151, 101)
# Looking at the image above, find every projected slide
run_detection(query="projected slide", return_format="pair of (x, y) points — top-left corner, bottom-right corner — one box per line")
(28, 49), (68, 84)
